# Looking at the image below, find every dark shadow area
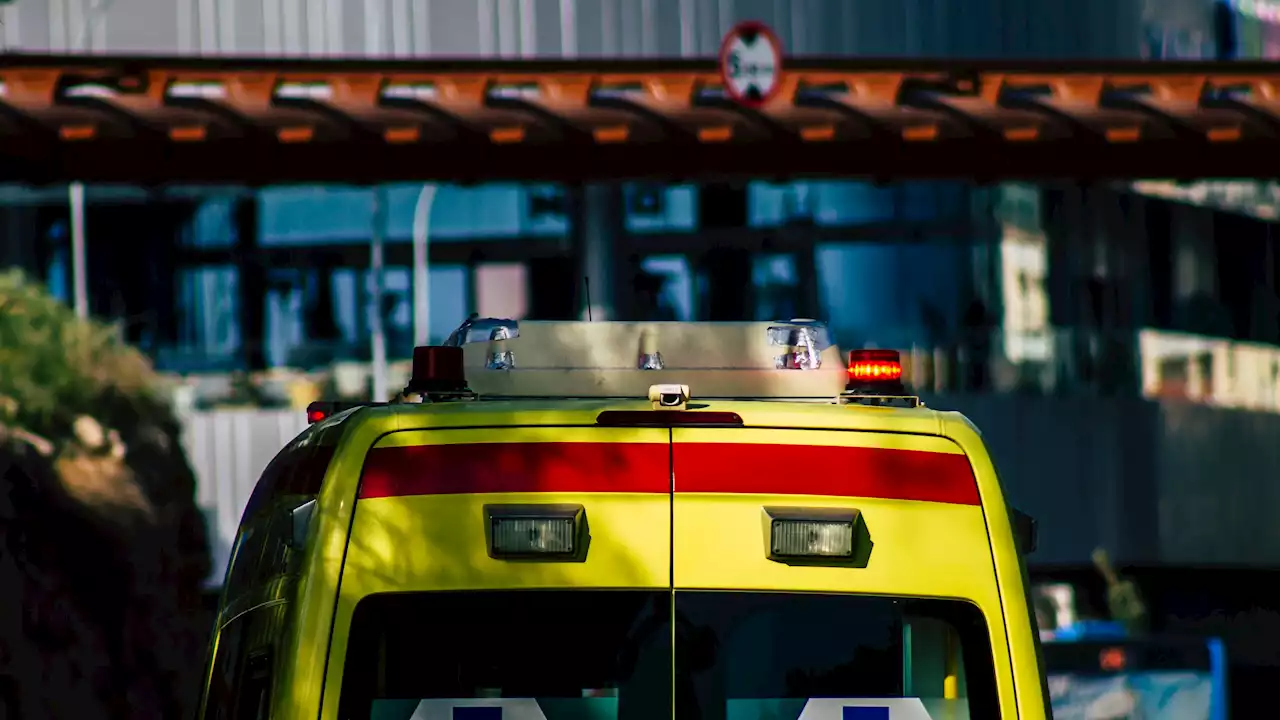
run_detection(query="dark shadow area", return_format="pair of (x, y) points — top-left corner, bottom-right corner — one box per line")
(0, 419), (212, 720)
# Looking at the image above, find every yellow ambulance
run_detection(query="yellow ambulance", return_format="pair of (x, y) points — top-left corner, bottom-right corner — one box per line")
(198, 318), (1050, 720)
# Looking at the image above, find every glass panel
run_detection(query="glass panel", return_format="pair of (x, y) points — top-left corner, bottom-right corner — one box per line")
(638, 255), (692, 321)
(625, 183), (697, 233)
(475, 262), (529, 319)
(426, 265), (471, 345)
(673, 592), (1000, 720)
(1045, 639), (1215, 719)
(258, 184), (569, 245)
(753, 253), (798, 321)
(338, 591), (672, 720)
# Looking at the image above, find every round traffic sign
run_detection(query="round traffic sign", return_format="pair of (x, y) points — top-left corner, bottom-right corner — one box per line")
(718, 21), (784, 108)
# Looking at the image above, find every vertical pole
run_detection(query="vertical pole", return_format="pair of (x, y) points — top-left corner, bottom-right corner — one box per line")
(411, 184), (437, 344)
(369, 186), (389, 402)
(69, 182), (89, 319)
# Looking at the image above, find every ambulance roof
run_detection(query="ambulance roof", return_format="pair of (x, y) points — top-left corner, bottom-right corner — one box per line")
(385, 397), (957, 437)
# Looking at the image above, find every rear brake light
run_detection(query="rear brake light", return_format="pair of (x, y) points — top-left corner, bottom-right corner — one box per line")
(595, 410), (744, 427)
(765, 507), (862, 562)
(485, 504), (584, 559)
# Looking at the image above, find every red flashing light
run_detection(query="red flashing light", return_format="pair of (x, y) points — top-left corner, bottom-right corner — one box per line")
(306, 401), (333, 424)
(848, 349), (904, 384)
(406, 345), (468, 394)
(305, 400), (388, 424)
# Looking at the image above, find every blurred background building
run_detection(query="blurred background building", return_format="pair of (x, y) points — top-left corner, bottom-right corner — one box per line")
(2, 0), (1280, 581)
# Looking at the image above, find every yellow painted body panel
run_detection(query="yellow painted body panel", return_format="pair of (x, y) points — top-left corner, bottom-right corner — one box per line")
(199, 399), (1050, 720)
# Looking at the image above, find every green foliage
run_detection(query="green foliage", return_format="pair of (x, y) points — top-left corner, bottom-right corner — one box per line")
(0, 269), (169, 442)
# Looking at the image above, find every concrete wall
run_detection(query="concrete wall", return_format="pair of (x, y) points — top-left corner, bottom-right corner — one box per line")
(942, 393), (1280, 567)
(181, 394), (1280, 585)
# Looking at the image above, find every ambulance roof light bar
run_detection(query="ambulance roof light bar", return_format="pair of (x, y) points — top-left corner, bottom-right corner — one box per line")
(404, 316), (520, 399)
(839, 348), (920, 408)
(768, 319), (833, 370)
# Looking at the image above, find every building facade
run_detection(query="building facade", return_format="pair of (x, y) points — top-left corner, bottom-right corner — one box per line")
(0, 0), (1152, 375)
(10, 0), (1280, 569)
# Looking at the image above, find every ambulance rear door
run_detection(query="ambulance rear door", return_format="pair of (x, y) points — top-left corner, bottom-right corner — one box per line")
(329, 424), (676, 720)
(670, 425), (1016, 720)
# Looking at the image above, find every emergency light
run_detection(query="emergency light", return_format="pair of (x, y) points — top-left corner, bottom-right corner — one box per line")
(764, 507), (863, 563)
(841, 348), (917, 407)
(847, 348), (904, 386)
(485, 504), (585, 560)
(306, 400), (390, 424)
(403, 315), (520, 398)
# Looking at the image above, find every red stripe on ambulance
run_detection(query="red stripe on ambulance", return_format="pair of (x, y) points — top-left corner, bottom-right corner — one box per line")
(358, 441), (978, 505)
(358, 442), (670, 498)
(674, 442), (980, 505)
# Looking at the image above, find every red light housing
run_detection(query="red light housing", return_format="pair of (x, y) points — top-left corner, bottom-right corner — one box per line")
(845, 348), (907, 395)
(595, 410), (745, 427)
(305, 400), (388, 424)
(405, 345), (470, 395)
(848, 348), (903, 382)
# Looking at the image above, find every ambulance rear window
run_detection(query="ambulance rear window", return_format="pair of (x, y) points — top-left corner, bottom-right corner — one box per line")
(337, 591), (999, 720)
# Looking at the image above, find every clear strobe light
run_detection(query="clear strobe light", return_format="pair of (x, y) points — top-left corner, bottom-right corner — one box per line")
(492, 517), (575, 554)
(771, 518), (856, 558)
(486, 504), (584, 559)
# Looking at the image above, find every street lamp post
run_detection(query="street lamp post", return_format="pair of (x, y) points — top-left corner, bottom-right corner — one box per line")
(69, 182), (88, 319)
(411, 185), (438, 345)
(369, 187), (389, 401)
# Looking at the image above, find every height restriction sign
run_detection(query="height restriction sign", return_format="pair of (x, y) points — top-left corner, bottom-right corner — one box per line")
(718, 20), (784, 108)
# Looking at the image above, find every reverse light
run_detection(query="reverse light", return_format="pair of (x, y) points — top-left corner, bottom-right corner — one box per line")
(764, 507), (863, 562)
(485, 504), (585, 559)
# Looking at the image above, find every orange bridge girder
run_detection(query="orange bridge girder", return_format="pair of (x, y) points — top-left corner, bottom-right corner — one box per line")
(3, 54), (1280, 184)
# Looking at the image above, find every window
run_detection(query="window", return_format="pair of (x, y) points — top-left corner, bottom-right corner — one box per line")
(337, 591), (1000, 720)
(233, 650), (273, 720)
(202, 616), (247, 720)
(675, 592), (999, 720)
(338, 590), (672, 720)
(222, 422), (339, 598)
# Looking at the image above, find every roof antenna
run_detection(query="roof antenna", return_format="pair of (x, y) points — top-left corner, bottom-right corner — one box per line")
(583, 276), (593, 322)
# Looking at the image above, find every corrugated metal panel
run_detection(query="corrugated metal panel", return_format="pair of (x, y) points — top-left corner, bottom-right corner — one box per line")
(941, 394), (1148, 564)
(180, 409), (307, 585)
(1156, 403), (1280, 566)
(0, 0), (1147, 58)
